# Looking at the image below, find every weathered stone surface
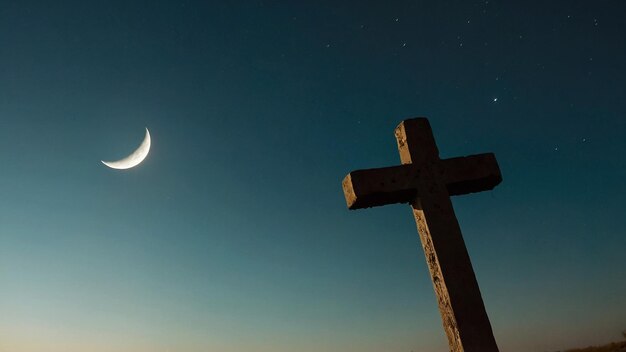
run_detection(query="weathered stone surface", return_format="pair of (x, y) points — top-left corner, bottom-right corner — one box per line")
(342, 164), (419, 209)
(442, 153), (501, 196)
(342, 153), (501, 209)
(342, 117), (501, 352)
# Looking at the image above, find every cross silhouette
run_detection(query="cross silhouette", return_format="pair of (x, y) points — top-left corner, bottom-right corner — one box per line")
(342, 118), (501, 352)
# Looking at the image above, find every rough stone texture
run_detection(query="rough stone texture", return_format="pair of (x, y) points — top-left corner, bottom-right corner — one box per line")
(342, 117), (501, 352)
(342, 164), (419, 209)
(343, 153), (501, 209)
(441, 154), (501, 196)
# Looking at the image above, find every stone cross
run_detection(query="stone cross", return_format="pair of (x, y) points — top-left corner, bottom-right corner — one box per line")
(342, 118), (501, 352)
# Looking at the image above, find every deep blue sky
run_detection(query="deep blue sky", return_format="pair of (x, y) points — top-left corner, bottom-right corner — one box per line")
(1, 1), (625, 351)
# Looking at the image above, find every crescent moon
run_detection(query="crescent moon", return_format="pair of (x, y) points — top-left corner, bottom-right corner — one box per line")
(101, 128), (151, 170)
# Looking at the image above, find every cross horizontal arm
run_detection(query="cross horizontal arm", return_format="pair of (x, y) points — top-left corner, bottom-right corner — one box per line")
(342, 153), (501, 209)
(441, 153), (502, 196)
(342, 164), (419, 210)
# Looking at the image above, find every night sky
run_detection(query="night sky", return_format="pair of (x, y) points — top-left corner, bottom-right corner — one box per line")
(1, 1), (625, 351)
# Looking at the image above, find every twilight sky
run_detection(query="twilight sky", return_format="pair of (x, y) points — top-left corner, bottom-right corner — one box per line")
(1, 1), (625, 351)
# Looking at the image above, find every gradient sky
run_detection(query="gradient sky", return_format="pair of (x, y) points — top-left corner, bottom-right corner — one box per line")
(1, 1), (625, 351)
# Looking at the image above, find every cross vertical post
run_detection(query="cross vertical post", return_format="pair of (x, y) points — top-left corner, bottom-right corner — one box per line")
(342, 118), (501, 352)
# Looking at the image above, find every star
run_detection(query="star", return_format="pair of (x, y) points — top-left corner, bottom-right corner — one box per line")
(493, 97), (498, 102)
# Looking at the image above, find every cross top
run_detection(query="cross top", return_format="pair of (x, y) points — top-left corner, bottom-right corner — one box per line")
(342, 118), (502, 352)
(343, 118), (501, 210)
